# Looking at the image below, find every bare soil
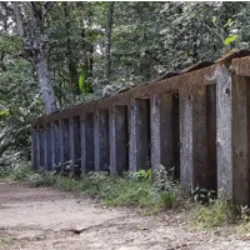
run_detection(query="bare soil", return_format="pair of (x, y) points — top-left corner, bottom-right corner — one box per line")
(0, 182), (250, 250)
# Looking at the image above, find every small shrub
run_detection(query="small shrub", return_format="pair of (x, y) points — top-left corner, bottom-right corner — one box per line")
(7, 162), (32, 181)
(0, 238), (11, 246)
(191, 200), (235, 228)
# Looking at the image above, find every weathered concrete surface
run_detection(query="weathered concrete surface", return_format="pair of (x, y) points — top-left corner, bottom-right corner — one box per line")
(44, 125), (52, 170)
(129, 99), (151, 171)
(1, 182), (250, 250)
(151, 93), (180, 177)
(94, 110), (110, 172)
(80, 117), (86, 174)
(69, 117), (81, 168)
(180, 85), (208, 192)
(39, 128), (45, 169)
(232, 76), (250, 205)
(85, 113), (95, 172)
(31, 130), (38, 170)
(109, 106), (129, 174)
(50, 123), (56, 168)
(216, 65), (233, 200)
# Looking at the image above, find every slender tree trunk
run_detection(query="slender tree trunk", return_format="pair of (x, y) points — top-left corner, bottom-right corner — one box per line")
(34, 51), (57, 114)
(63, 2), (78, 101)
(104, 2), (114, 83)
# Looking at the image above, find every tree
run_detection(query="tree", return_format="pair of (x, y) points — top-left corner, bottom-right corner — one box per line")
(14, 2), (56, 114)
(104, 2), (114, 84)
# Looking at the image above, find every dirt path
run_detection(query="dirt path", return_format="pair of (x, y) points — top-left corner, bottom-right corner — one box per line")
(0, 182), (250, 250)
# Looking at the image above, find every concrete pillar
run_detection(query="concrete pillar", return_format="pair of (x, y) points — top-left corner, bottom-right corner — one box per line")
(129, 99), (151, 171)
(51, 123), (56, 169)
(85, 113), (95, 172)
(59, 119), (70, 164)
(39, 127), (45, 169)
(216, 66), (250, 205)
(94, 110), (110, 172)
(80, 116), (86, 174)
(69, 117), (81, 174)
(150, 93), (180, 176)
(44, 124), (52, 170)
(31, 129), (38, 171)
(179, 85), (208, 192)
(109, 106), (129, 174)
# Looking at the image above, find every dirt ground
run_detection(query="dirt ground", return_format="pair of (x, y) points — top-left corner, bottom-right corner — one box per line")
(0, 182), (250, 250)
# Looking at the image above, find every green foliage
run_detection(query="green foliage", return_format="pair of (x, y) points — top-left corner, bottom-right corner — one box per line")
(133, 169), (152, 182)
(190, 200), (235, 228)
(2, 165), (181, 213)
(224, 35), (238, 45)
(6, 162), (32, 181)
(0, 238), (11, 246)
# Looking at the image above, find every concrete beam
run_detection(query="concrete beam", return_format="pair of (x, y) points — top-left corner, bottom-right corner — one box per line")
(109, 106), (128, 174)
(179, 85), (208, 192)
(94, 110), (109, 172)
(129, 99), (151, 171)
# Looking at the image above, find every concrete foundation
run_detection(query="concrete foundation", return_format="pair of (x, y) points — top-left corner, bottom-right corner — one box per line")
(129, 99), (151, 171)
(94, 110), (109, 172)
(109, 106), (129, 174)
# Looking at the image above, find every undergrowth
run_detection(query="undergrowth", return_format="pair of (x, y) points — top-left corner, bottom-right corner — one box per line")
(4, 162), (250, 229)
(2, 163), (182, 213)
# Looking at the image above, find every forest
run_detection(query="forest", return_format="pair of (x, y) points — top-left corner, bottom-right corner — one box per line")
(0, 1), (248, 167)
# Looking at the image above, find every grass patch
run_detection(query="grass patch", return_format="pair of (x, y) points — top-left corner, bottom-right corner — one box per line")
(3, 163), (182, 213)
(190, 200), (235, 228)
(0, 238), (11, 246)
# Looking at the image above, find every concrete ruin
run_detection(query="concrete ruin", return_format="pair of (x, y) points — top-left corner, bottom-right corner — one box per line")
(32, 50), (250, 205)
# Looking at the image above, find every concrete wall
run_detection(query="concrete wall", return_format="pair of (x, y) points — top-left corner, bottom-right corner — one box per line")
(31, 55), (250, 206)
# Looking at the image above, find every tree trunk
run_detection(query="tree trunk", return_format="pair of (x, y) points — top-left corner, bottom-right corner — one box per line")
(34, 51), (57, 114)
(14, 2), (57, 115)
(104, 2), (114, 83)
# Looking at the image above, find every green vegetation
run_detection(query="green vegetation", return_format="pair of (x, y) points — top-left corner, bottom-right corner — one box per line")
(3, 162), (250, 228)
(190, 200), (235, 228)
(2, 163), (182, 214)
(0, 238), (11, 246)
